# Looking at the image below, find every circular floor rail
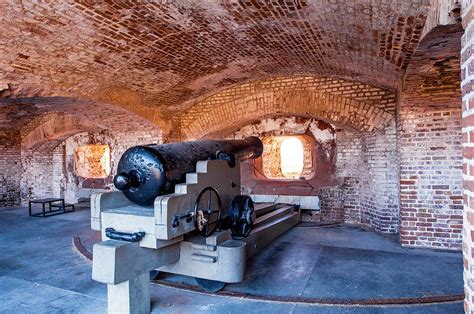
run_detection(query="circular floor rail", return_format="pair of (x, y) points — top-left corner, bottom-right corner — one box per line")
(73, 235), (464, 306)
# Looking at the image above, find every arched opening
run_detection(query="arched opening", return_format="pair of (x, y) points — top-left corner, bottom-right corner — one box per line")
(280, 137), (304, 179)
(258, 134), (316, 180)
(74, 144), (111, 179)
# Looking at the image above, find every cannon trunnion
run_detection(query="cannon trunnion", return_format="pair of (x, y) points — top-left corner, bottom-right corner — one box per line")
(90, 137), (299, 314)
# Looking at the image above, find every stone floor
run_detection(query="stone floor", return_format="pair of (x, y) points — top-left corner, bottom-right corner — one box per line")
(0, 206), (464, 313)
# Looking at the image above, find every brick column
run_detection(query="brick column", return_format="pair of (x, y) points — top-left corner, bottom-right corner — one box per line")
(463, 1), (474, 312)
(399, 24), (464, 250)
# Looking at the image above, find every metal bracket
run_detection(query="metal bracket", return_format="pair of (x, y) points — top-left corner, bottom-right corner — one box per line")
(105, 227), (145, 242)
(172, 212), (194, 228)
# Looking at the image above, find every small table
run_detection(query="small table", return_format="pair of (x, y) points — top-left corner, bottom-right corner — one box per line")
(28, 198), (74, 217)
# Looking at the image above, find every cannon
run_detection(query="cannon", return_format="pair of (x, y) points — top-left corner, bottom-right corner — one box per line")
(90, 137), (300, 313)
(113, 137), (263, 207)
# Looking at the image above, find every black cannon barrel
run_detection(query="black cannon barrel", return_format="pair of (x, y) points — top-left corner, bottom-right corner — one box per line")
(113, 137), (263, 206)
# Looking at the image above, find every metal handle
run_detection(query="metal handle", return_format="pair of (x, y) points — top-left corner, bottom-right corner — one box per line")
(105, 227), (145, 242)
(172, 212), (194, 228)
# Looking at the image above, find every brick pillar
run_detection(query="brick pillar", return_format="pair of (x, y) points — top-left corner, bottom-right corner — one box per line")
(463, 1), (474, 312)
(399, 24), (464, 250)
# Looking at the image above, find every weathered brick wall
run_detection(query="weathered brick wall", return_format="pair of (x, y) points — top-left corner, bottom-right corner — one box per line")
(186, 76), (399, 232)
(0, 99), (164, 206)
(20, 129), (162, 205)
(51, 144), (65, 198)
(336, 120), (400, 233)
(20, 142), (65, 203)
(359, 121), (400, 233)
(319, 186), (345, 222)
(462, 0), (474, 311)
(399, 24), (464, 250)
(0, 129), (21, 207)
(335, 131), (363, 223)
(229, 113), (399, 232)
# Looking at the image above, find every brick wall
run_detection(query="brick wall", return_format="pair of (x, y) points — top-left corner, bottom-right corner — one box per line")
(335, 131), (363, 223)
(462, 0), (474, 311)
(336, 120), (400, 233)
(229, 114), (399, 232)
(0, 129), (21, 207)
(399, 24), (464, 250)
(360, 122), (400, 233)
(188, 77), (399, 233)
(0, 99), (163, 206)
(20, 141), (65, 203)
(20, 129), (162, 205)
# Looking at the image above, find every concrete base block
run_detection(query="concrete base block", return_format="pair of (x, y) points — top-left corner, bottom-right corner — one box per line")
(108, 273), (150, 314)
(92, 240), (180, 284)
(250, 194), (320, 210)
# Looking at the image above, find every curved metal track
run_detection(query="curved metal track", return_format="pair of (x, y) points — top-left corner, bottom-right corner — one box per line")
(73, 236), (464, 306)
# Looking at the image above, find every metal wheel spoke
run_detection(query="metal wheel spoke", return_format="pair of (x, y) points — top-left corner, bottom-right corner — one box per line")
(207, 189), (212, 210)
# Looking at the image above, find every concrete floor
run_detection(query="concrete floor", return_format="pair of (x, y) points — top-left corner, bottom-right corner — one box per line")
(0, 206), (464, 313)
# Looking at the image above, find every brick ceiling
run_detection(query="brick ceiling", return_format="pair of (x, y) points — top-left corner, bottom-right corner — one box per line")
(0, 0), (431, 118)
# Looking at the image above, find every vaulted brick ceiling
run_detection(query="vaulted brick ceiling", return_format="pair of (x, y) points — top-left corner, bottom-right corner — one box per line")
(0, 0), (431, 118)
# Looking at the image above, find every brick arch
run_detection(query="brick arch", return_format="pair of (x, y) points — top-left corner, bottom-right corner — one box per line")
(21, 112), (102, 150)
(1, 96), (162, 133)
(180, 88), (394, 140)
(202, 113), (333, 140)
(5, 97), (163, 148)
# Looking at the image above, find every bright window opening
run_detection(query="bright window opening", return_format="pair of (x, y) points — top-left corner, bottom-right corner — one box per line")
(280, 137), (304, 179)
(74, 144), (111, 179)
(260, 135), (313, 179)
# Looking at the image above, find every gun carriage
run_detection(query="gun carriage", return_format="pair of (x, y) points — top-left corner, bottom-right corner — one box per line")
(91, 137), (300, 313)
